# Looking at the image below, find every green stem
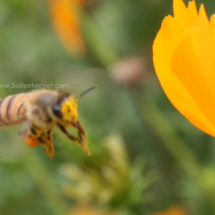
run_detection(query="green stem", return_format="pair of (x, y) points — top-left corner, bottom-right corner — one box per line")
(142, 96), (202, 179)
(141, 95), (215, 212)
(80, 9), (119, 68)
(23, 151), (68, 215)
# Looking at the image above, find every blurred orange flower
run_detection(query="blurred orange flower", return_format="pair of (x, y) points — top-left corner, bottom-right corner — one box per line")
(153, 0), (215, 136)
(148, 206), (188, 215)
(67, 205), (113, 215)
(49, 0), (85, 55)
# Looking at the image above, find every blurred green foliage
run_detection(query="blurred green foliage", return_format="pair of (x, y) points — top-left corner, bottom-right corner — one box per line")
(1, 0), (215, 215)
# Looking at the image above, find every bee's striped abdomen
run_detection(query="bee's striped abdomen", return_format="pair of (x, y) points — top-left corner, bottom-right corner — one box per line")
(0, 93), (28, 126)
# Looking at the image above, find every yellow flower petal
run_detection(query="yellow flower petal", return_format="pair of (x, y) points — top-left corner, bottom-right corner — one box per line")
(171, 5), (215, 129)
(153, 0), (215, 136)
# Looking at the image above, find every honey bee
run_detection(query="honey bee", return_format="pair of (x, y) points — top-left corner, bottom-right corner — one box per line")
(0, 86), (96, 158)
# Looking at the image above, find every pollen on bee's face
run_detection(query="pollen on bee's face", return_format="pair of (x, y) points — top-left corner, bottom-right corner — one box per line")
(61, 96), (78, 123)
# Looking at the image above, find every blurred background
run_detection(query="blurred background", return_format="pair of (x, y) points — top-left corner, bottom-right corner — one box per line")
(0, 0), (215, 215)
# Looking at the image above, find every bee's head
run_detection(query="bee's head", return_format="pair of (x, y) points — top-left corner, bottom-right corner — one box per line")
(52, 86), (96, 135)
(52, 94), (79, 126)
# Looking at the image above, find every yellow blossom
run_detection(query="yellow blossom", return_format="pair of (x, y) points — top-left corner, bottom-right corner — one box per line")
(153, 0), (215, 136)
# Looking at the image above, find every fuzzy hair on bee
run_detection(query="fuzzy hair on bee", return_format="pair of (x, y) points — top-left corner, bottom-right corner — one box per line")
(0, 86), (96, 158)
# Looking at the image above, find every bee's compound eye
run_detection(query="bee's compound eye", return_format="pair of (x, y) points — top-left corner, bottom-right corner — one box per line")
(52, 102), (62, 118)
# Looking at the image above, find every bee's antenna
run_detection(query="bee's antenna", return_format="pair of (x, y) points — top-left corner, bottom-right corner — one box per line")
(78, 86), (97, 98)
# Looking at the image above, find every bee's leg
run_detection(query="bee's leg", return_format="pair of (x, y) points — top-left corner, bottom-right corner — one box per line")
(57, 123), (91, 155)
(39, 129), (54, 158)
(19, 122), (54, 158)
(72, 121), (87, 142)
(30, 126), (54, 158)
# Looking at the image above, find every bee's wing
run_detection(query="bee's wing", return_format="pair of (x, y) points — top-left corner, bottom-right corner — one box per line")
(56, 68), (105, 96)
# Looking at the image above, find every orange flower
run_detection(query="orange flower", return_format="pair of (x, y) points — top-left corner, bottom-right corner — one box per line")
(153, 0), (215, 136)
(49, 0), (85, 55)
(148, 205), (188, 215)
